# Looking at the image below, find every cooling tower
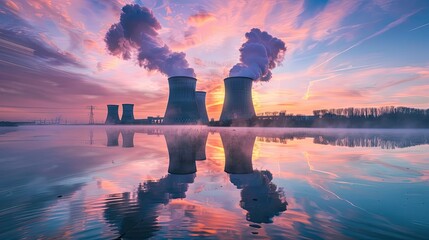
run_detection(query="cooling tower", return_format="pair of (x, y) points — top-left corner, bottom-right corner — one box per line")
(220, 131), (256, 174)
(220, 77), (256, 122)
(196, 91), (209, 125)
(105, 105), (120, 124)
(163, 76), (200, 125)
(164, 129), (198, 174)
(121, 104), (135, 124)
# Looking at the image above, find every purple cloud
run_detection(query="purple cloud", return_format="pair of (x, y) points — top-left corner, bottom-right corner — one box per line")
(105, 4), (195, 77)
(230, 28), (287, 81)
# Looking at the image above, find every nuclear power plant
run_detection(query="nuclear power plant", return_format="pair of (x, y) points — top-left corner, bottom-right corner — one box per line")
(104, 75), (259, 125)
(220, 77), (256, 122)
(105, 76), (211, 125)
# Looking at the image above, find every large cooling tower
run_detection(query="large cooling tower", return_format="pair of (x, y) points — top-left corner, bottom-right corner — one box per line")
(121, 104), (135, 124)
(220, 77), (256, 122)
(163, 76), (200, 125)
(196, 91), (209, 125)
(105, 105), (120, 124)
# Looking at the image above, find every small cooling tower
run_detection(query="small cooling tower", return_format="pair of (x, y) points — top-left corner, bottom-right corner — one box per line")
(220, 131), (256, 174)
(163, 76), (200, 125)
(220, 77), (256, 122)
(105, 105), (120, 124)
(196, 91), (209, 125)
(121, 104), (135, 124)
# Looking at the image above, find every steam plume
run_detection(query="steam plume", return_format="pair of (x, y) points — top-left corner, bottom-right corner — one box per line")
(229, 28), (286, 81)
(105, 4), (195, 77)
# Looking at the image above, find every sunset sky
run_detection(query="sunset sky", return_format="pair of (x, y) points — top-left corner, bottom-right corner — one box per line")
(0, 0), (428, 122)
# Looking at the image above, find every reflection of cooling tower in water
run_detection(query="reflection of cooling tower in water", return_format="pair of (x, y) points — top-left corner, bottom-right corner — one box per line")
(230, 170), (288, 224)
(164, 129), (198, 174)
(104, 173), (195, 238)
(220, 77), (256, 122)
(121, 104), (135, 124)
(161, 174), (195, 199)
(163, 76), (200, 125)
(195, 130), (209, 160)
(105, 105), (120, 124)
(121, 130), (135, 148)
(220, 131), (256, 174)
(196, 91), (209, 125)
(106, 128), (120, 146)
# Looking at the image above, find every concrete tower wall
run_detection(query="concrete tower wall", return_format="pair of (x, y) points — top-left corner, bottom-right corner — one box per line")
(220, 77), (256, 122)
(121, 104), (135, 124)
(105, 105), (120, 124)
(164, 76), (200, 124)
(196, 91), (209, 125)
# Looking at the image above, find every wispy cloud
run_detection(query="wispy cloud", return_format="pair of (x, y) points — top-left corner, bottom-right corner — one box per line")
(410, 22), (429, 31)
(303, 75), (339, 100)
(311, 10), (419, 70)
(0, 0), (428, 121)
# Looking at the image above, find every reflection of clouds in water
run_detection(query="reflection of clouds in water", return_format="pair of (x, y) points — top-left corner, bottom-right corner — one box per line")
(104, 174), (195, 239)
(1, 126), (428, 238)
(230, 170), (288, 224)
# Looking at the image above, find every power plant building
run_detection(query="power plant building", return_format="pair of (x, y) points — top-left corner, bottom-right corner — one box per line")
(220, 77), (256, 122)
(104, 78), (211, 126)
(163, 76), (201, 125)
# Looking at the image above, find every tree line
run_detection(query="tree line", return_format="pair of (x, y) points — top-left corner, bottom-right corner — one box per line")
(312, 106), (429, 128)
(313, 106), (429, 118)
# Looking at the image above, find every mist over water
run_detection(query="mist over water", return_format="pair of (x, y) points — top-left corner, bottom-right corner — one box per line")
(0, 126), (428, 239)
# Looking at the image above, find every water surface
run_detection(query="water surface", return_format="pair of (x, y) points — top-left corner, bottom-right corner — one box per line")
(0, 126), (428, 239)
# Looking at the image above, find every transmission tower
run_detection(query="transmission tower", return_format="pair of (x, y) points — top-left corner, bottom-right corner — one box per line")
(87, 105), (95, 125)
